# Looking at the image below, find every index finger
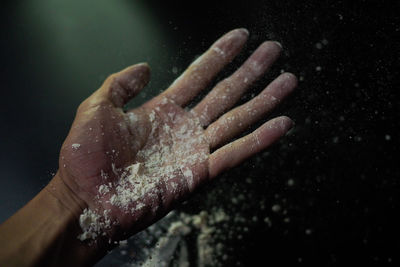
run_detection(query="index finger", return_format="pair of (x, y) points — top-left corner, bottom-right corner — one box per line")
(154, 28), (249, 107)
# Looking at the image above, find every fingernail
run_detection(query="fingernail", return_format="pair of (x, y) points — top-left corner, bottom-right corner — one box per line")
(274, 41), (283, 49)
(229, 28), (249, 39)
(238, 28), (249, 36)
(285, 125), (296, 136)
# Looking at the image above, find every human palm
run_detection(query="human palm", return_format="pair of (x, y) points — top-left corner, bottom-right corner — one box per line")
(57, 29), (297, 241)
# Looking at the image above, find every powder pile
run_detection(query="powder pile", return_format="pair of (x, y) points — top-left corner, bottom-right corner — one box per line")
(135, 208), (231, 267)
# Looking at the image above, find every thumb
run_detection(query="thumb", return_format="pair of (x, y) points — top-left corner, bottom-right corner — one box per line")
(96, 63), (151, 108)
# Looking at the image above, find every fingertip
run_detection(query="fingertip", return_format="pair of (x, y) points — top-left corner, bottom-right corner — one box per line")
(261, 41), (283, 54)
(218, 28), (249, 46)
(227, 28), (249, 37)
(236, 28), (249, 37)
(250, 41), (282, 67)
(278, 115), (296, 137)
(282, 72), (298, 86)
(273, 72), (298, 94)
(124, 63), (151, 78)
(124, 63), (150, 82)
(136, 62), (151, 74)
(281, 115), (294, 125)
(138, 62), (150, 68)
(274, 115), (294, 132)
(139, 63), (151, 83)
(259, 116), (293, 133)
(105, 63), (152, 107)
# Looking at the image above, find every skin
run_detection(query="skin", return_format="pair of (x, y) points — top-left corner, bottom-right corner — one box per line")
(0, 28), (297, 266)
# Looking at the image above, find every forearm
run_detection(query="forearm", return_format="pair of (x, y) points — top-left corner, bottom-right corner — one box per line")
(0, 174), (109, 266)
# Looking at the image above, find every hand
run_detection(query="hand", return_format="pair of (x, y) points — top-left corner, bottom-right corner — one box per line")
(57, 28), (297, 242)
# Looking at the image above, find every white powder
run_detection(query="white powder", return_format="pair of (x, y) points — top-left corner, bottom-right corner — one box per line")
(77, 208), (111, 241)
(77, 104), (208, 241)
(100, 170), (109, 180)
(127, 112), (138, 124)
(212, 47), (225, 57)
(119, 239), (128, 246)
(183, 169), (193, 182)
(271, 204), (281, 212)
(168, 221), (192, 236)
(139, 209), (230, 267)
(148, 111), (156, 122)
(71, 143), (81, 150)
(264, 217), (272, 227)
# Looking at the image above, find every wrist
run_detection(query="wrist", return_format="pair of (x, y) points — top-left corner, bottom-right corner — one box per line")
(45, 172), (87, 219)
(43, 173), (114, 265)
(0, 174), (111, 267)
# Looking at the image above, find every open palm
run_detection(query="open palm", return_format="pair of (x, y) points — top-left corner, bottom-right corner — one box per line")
(57, 28), (297, 242)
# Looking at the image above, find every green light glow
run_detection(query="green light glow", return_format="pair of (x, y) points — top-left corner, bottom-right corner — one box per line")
(16, 0), (175, 110)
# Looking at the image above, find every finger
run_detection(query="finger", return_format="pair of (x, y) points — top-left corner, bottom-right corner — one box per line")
(208, 116), (293, 179)
(206, 73), (297, 148)
(107, 63), (151, 108)
(155, 28), (249, 106)
(193, 41), (282, 126)
(85, 63), (151, 109)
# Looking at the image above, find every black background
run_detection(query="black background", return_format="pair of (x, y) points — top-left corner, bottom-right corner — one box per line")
(1, 0), (399, 266)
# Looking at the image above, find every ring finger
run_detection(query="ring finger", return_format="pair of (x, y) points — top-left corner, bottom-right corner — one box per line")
(205, 72), (297, 149)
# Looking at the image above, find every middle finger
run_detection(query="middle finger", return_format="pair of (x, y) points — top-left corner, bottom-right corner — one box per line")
(192, 41), (282, 127)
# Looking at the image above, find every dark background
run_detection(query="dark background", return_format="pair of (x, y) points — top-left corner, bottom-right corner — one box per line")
(1, 0), (399, 266)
